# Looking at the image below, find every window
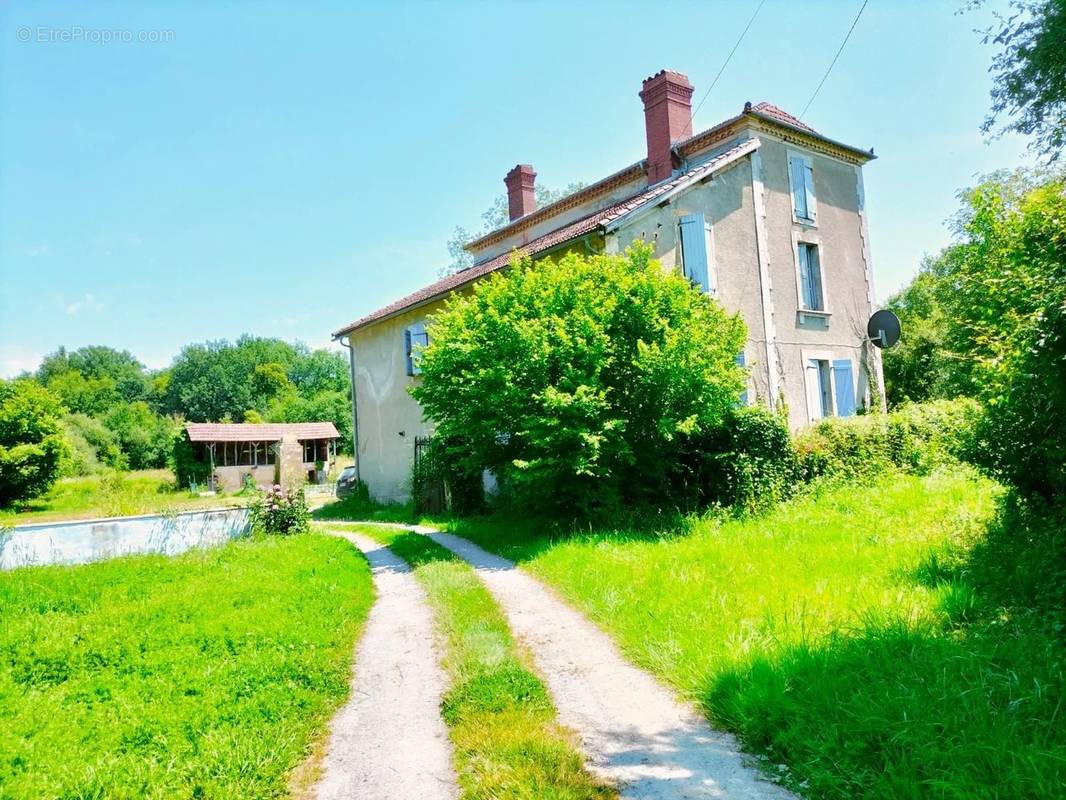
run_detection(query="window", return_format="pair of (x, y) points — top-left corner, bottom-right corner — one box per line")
(797, 243), (824, 311)
(678, 212), (714, 293)
(789, 153), (817, 224)
(405, 321), (429, 376)
(736, 351), (749, 406)
(805, 359), (834, 421)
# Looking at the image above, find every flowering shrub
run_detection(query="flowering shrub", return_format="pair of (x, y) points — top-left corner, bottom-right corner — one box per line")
(249, 484), (309, 535)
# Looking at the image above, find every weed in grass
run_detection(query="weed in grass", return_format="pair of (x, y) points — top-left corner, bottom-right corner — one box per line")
(340, 524), (616, 800)
(0, 533), (373, 799)
(450, 469), (1065, 799)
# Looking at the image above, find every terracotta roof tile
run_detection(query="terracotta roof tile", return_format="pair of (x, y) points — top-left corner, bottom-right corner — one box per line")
(332, 139), (760, 336)
(750, 102), (816, 132)
(185, 422), (339, 442)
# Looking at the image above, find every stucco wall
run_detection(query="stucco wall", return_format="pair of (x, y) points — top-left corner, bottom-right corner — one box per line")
(350, 302), (445, 502)
(609, 156), (772, 404)
(755, 135), (878, 428)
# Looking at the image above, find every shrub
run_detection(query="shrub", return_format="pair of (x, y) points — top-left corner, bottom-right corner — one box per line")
(58, 413), (126, 476)
(103, 401), (179, 470)
(674, 406), (797, 512)
(795, 399), (981, 483)
(170, 435), (211, 490)
(0, 380), (67, 506)
(413, 244), (747, 516)
(249, 484), (309, 535)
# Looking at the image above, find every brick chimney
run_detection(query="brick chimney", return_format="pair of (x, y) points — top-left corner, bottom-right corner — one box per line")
(504, 164), (537, 221)
(639, 70), (694, 184)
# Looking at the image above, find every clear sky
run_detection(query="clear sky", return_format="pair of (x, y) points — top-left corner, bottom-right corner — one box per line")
(0, 0), (1031, 377)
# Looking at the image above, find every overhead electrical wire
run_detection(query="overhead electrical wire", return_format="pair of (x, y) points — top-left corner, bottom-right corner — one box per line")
(800, 0), (870, 118)
(681, 0), (768, 139)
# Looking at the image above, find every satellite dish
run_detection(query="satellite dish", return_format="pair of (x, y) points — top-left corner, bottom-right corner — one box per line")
(867, 309), (901, 349)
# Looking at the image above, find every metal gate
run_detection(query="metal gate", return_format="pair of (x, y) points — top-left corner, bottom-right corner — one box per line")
(413, 436), (445, 513)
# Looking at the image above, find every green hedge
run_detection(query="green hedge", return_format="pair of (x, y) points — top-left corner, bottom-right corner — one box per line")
(795, 399), (981, 483)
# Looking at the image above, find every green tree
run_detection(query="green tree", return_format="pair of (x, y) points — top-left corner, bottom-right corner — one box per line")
(978, 0), (1066, 161)
(38, 345), (149, 403)
(103, 402), (179, 470)
(59, 413), (127, 476)
(0, 380), (67, 505)
(289, 348), (348, 394)
(45, 370), (122, 416)
(266, 390), (353, 454)
(413, 245), (747, 513)
(443, 183), (587, 274)
(936, 171), (1066, 496)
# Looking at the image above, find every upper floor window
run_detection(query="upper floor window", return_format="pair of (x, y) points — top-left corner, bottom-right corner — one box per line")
(789, 153), (817, 225)
(678, 212), (715, 294)
(797, 242), (824, 312)
(404, 321), (429, 376)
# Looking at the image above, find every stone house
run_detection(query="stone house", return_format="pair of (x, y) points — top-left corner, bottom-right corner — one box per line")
(333, 69), (885, 503)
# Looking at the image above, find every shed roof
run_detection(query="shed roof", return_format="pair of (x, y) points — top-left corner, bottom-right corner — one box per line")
(184, 422), (339, 442)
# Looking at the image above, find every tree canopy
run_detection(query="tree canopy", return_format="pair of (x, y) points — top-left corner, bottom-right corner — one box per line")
(413, 245), (747, 513)
(0, 380), (67, 504)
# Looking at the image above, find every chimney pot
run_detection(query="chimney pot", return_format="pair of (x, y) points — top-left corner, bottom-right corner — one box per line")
(504, 164), (537, 221)
(639, 70), (694, 185)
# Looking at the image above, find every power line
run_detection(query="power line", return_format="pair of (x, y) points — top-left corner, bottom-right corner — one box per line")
(801, 0), (870, 118)
(682, 0), (767, 139)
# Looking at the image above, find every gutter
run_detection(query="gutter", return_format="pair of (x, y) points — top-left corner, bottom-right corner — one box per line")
(337, 334), (361, 482)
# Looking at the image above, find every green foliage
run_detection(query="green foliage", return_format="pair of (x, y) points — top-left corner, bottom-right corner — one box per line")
(351, 525), (614, 799)
(795, 398), (981, 483)
(0, 380), (67, 506)
(38, 345), (150, 404)
(979, 0), (1066, 161)
(249, 485), (310, 535)
(679, 406), (798, 512)
(266, 389), (353, 453)
(0, 534), (372, 798)
(103, 401), (180, 470)
(59, 413), (126, 476)
(170, 436), (212, 490)
(45, 370), (122, 416)
(414, 245), (747, 515)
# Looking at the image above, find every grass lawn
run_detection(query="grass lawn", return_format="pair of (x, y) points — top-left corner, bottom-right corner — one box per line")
(0, 469), (250, 525)
(0, 533), (373, 799)
(339, 523), (615, 800)
(448, 470), (1065, 799)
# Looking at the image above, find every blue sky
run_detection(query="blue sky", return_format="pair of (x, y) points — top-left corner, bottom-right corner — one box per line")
(0, 0), (1031, 377)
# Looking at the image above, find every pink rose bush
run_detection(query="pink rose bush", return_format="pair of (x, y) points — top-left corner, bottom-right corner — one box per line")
(249, 484), (310, 535)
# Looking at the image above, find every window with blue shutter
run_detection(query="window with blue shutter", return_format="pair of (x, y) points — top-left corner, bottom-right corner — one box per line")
(797, 243), (824, 311)
(736, 351), (748, 406)
(404, 321), (429, 376)
(678, 213), (711, 292)
(790, 154), (816, 223)
(833, 359), (856, 417)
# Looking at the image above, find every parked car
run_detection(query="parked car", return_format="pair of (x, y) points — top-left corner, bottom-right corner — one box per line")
(335, 466), (360, 498)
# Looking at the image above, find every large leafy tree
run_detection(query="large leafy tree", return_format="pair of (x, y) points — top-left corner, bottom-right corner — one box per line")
(38, 345), (150, 403)
(0, 380), (67, 505)
(413, 245), (747, 513)
(978, 0), (1066, 161)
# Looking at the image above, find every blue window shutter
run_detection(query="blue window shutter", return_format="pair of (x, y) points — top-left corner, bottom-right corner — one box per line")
(797, 244), (812, 308)
(804, 161), (817, 221)
(790, 157), (808, 220)
(833, 359), (856, 417)
(808, 246), (823, 310)
(679, 213), (709, 292)
(404, 328), (414, 376)
(736, 351), (748, 406)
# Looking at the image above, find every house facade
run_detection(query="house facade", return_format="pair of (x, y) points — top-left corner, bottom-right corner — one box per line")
(334, 70), (885, 503)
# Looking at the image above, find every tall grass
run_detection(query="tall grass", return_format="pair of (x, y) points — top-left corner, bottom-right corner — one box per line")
(0, 534), (373, 799)
(340, 523), (615, 800)
(450, 469), (1065, 798)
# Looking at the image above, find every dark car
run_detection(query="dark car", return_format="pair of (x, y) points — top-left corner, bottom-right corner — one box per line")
(335, 466), (360, 498)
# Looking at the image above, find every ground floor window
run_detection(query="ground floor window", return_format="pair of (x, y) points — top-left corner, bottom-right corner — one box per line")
(804, 356), (857, 422)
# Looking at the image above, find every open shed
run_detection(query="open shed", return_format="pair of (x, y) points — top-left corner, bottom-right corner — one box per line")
(183, 422), (340, 491)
